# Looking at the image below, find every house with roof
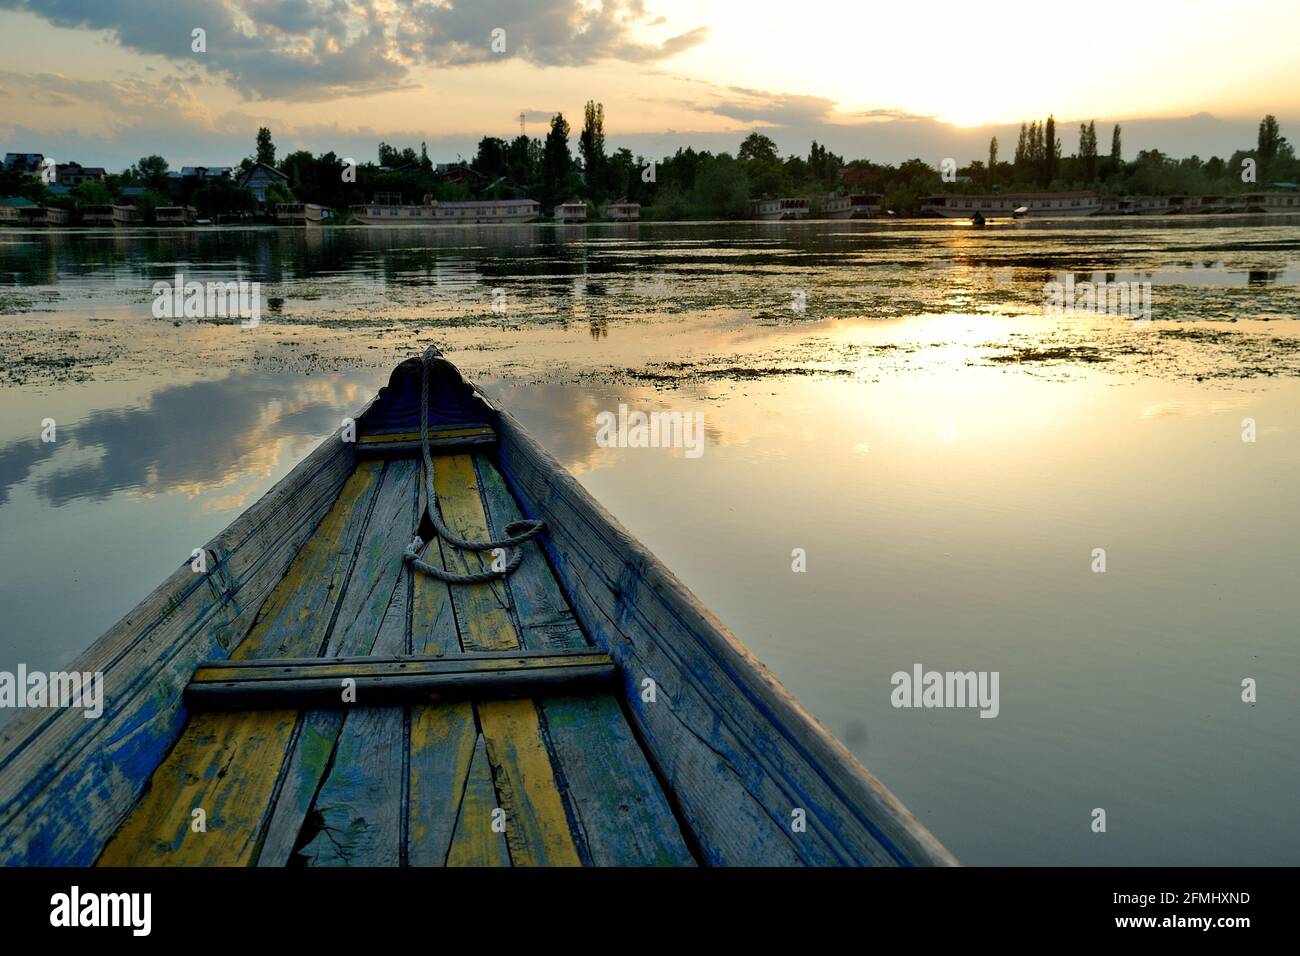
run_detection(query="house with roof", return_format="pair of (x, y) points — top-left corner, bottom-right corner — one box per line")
(435, 162), (487, 188)
(236, 162), (290, 204)
(55, 163), (107, 186)
(3, 153), (45, 173)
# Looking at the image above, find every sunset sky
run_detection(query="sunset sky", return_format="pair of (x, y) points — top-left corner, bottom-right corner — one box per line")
(1, 0), (1297, 170)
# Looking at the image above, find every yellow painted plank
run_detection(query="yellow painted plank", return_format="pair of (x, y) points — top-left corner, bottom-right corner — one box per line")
(233, 461), (383, 660)
(97, 709), (298, 866)
(478, 700), (582, 867)
(446, 734), (510, 867)
(431, 453), (582, 866)
(432, 453), (517, 652)
(194, 652), (609, 684)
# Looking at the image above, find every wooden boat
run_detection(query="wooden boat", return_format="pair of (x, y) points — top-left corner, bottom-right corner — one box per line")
(0, 349), (955, 867)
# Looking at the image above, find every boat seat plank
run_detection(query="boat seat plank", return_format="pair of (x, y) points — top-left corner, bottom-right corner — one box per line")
(187, 650), (617, 710)
(475, 455), (695, 866)
(356, 425), (497, 458)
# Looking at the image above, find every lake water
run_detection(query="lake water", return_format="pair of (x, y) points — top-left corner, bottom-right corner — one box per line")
(1, 218), (1297, 865)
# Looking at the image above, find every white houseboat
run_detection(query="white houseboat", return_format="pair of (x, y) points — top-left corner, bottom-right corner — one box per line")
(350, 197), (541, 225)
(752, 198), (811, 220)
(15, 205), (69, 226)
(554, 200), (589, 223)
(1117, 196), (1170, 215)
(276, 202), (327, 225)
(1244, 192), (1300, 213)
(822, 193), (883, 219)
(81, 204), (138, 227)
(155, 206), (196, 226)
(920, 191), (1099, 218)
(603, 198), (640, 221)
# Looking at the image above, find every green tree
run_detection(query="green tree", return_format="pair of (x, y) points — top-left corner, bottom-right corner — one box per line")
(542, 113), (573, 206)
(473, 137), (508, 178)
(578, 100), (606, 196)
(738, 132), (779, 163)
(1043, 115), (1060, 185)
(987, 137), (998, 189)
(1110, 124), (1122, 163)
(255, 127), (276, 166)
(130, 155), (170, 190)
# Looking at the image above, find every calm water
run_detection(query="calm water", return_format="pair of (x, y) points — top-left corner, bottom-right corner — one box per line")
(1, 219), (1298, 865)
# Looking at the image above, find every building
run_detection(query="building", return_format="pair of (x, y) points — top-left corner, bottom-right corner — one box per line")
(349, 198), (541, 225)
(81, 205), (139, 227)
(54, 163), (107, 186)
(822, 193), (882, 219)
(236, 162), (290, 204)
(3, 153), (45, 173)
(603, 198), (640, 221)
(434, 162), (487, 188)
(920, 191), (1100, 218)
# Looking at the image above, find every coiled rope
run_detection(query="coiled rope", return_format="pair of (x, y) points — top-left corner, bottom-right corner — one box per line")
(402, 348), (545, 584)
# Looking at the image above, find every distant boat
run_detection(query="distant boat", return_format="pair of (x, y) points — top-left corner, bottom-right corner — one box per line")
(276, 202), (326, 226)
(0, 347), (957, 868)
(80, 204), (138, 227)
(350, 198), (541, 225)
(970, 211), (986, 226)
(752, 197), (810, 221)
(822, 193), (883, 219)
(602, 198), (640, 221)
(921, 191), (1100, 218)
(554, 200), (589, 223)
(1011, 206), (1028, 219)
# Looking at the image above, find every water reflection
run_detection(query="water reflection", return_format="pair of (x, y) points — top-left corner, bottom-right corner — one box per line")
(0, 372), (372, 508)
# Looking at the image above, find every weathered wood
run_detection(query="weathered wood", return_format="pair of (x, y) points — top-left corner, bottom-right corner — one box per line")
(446, 734), (511, 867)
(187, 653), (616, 710)
(476, 455), (694, 866)
(0, 425), (358, 866)
(96, 458), (394, 866)
(97, 709), (299, 866)
(405, 470), (479, 866)
(296, 706), (405, 867)
(432, 454), (583, 866)
(356, 425), (497, 458)
(493, 408), (958, 867)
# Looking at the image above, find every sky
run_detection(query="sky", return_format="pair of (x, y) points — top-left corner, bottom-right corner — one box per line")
(0, 0), (1297, 171)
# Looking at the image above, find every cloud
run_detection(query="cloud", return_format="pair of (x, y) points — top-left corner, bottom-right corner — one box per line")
(0, 0), (707, 101)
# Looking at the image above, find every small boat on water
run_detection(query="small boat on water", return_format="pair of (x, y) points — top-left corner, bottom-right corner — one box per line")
(0, 348), (954, 867)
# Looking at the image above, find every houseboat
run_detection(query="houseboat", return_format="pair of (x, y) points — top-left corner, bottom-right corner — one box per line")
(350, 198), (541, 225)
(554, 200), (588, 223)
(14, 205), (69, 226)
(276, 202), (327, 226)
(80, 204), (138, 227)
(920, 191), (1099, 218)
(752, 198), (811, 221)
(155, 206), (196, 226)
(1244, 192), (1300, 213)
(603, 198), (640, 221)
(822, 193), (883, 219)
(1117, 196), (1170, 215)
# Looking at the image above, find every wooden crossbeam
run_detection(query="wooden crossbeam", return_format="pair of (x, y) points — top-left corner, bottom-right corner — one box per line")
(356, 425), (496, 458)
(185, 648), (615, 711)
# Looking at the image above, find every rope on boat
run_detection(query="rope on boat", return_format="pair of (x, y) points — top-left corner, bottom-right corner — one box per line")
(402, 347), (544, 584)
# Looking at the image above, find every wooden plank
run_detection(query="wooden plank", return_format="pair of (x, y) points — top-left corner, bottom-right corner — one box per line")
(0, 428), (357, 866)
(493, 410), (958, 867)
(446, 734), (510, 867)
(478, 700), (581, 867)
(475, 455), (695, 866)
(231, 462), (384, 661)
(259, 459), (418, 865)
(188, 660), (615, 710)
(295, 706), (405, 867)
(96, 709), (298, 866)
(253, 710), (345, 866)
(194, 648), (614, 681)
(358, 426), (495, 444)
(406, 469), (477, 866)
(432, 453), (582, 866)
